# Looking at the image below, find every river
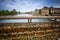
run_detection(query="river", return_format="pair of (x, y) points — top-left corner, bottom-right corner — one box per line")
(0, 14), (54, 23)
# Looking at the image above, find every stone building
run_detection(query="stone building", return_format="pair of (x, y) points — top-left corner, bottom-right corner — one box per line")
(41, 6), (60, 16)
(32, 9), (40, 16)
(50, 7), (60, 16)
(41, 7), (49, 16)
(29, 6), (60, 16)
(12, 9), (17, 13)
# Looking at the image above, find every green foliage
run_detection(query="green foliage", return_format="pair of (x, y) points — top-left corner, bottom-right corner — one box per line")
(39, 9), (41, 14)
(49, 8), (52, 15)
(0, 10), (20, 16)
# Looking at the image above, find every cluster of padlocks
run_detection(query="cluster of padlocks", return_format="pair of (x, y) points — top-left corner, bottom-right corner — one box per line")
(0, 22), (60, 40)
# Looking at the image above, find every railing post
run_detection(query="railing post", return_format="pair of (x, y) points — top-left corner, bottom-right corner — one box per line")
(55, 18), (57, 22)
(28, 18), (32, 23)
(28, 18), (32, 27)
(28, 18), (30, 23)
(30, 18), (32, 23)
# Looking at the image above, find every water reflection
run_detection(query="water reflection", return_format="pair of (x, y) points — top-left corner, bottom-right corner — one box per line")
(0, 19), (28, 23)
(0, 19), (52, 23)
(15, 13), (33, 16)
(32, 19), (51, 22)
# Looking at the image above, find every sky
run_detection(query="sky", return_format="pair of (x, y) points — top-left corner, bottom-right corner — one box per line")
(0, 0), (60, 12)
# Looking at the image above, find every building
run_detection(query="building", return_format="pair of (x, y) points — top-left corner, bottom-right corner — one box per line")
(41, 6), (49, 16)
(41, 6), (60, 16)
(12, 9), (16, 13)
(31, 6), (60, 16)
(50, 7), (60, 16)
(32, 9), (40, 16)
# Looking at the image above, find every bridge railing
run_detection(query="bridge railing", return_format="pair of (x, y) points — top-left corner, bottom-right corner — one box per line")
(0, 16), (60, 23)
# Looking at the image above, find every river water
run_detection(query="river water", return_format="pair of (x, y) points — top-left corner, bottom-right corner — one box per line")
(0, 14), (53, 23)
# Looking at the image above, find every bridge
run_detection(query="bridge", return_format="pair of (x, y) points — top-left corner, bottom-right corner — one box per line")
(0, 16), (60, 19)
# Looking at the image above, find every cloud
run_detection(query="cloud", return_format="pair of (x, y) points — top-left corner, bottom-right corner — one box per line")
(0, 0), (60, 12)
(2, 0), (43, 12)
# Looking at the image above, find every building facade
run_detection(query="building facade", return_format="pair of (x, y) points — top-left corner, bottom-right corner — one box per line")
(32, 9), (40, 16)
(12, 9), (17, 13)
(41, 6), (60, 16)
(41, 7), (49, 16)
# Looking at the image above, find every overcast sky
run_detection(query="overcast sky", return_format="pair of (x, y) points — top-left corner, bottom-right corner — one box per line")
(0, 0), (60, 12)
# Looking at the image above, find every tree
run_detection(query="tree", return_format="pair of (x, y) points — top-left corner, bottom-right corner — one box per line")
(49, 8), (52, 16)
(0, 9), (20, 16)
(2, 10), (10, 15)
(39, 9), (41, 14)
(0, 10), (2, 15)
(5, 10), (10, 15)
(49, 6), (54, 16)
(18, 11), (20, 13)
